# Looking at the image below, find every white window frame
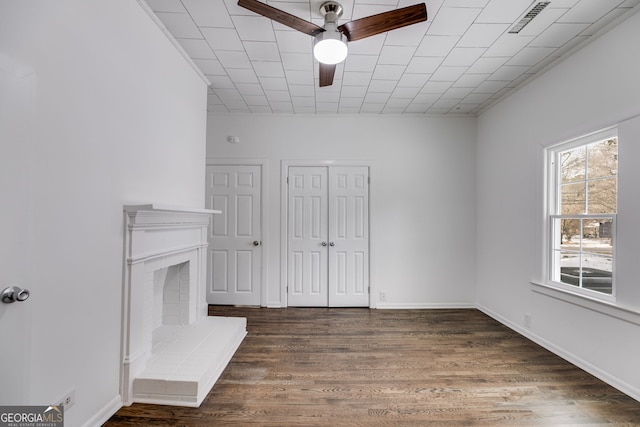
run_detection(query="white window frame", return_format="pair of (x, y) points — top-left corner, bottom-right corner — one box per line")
(545, 127), (618, 303)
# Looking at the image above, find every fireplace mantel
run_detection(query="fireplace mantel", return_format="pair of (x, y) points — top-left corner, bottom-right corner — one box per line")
(120, 204), (245, 407)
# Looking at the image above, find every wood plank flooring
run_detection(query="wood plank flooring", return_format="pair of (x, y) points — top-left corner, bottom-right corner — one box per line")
(105, 307), (640, 426)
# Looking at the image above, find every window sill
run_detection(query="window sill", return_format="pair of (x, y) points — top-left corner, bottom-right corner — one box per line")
(530, 281), (640, 326)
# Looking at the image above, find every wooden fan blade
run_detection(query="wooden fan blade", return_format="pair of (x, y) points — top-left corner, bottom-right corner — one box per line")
(338, 3), (427, 42)
(238, 0), (324, 37)
(319, 63), (336, 87)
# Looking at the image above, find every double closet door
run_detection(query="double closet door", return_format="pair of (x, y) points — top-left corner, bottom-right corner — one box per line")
(287, 166), (369, 307)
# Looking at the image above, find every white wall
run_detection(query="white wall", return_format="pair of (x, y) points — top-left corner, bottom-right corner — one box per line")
(0, 1), (207, 426)
(207, 114), (477, 308)
(477, 10), (640, 400)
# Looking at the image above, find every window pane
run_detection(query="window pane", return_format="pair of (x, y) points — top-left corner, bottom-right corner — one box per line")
(582, 253), (613, 294)
(561, 183), (585, 214)
(587, 138), (617, 179)
(559, 252), (580, 287)
(561, 146), (586, 183)
(587, 178), (616, 214)
(559, 218), (581, 246)
(582, 218), (613, 255)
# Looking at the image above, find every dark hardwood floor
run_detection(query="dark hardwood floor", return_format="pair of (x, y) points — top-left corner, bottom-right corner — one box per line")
(105, 307), (640, 426)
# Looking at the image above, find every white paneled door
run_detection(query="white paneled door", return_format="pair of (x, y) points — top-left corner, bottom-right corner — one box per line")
(206, 165), (261, 305)
(288, 166), (369, 307)
(0, 56), (34, 404)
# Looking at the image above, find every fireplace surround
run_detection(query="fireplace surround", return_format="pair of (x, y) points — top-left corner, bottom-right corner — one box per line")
(120, 205), (246, 407)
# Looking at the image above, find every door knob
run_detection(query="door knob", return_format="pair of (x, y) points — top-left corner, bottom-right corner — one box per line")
(1, 286), (30, 304)
(321, 241), (327, 246)
(253, 240), (261, 246)
(329, 242), (335, 247)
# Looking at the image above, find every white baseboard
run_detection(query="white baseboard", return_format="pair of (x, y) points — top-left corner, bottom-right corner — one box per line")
(477, 303), (640, 403)
(81, 395), (122, 427)
(375, 302), (475, 309)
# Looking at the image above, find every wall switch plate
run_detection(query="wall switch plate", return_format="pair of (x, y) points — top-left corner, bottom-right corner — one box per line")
(56, 389), (75, 411)
(379, 291), (387, 302)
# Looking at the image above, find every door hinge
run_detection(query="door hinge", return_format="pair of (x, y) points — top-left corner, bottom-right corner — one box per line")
(286, 176), (289, 184)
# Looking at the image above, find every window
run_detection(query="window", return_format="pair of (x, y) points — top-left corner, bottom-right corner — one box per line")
(547, 129), (618, 299)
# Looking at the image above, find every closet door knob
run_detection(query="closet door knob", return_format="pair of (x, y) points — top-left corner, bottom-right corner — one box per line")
(321, 241), (327, 246)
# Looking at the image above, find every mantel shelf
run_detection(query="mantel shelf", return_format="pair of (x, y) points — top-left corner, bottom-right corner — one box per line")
(124, 204), (220, 215)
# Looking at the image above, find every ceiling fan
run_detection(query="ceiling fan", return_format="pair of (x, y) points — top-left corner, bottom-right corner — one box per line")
(237, 0), (428, 87)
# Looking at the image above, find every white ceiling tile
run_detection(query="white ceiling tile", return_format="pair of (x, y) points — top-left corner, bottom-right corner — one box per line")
(155, 12), (201, 38)
(316, 90), (341, 103)
(232, 16), (276, 41)
(430, 66), (467, 81)
(270, 102), (294, 113)
(391, 86), (421, 98)
(441, 47), (485, 66)
(488, 65), (529, 81)
(452, 73), (490, 87)
(415, 35), (459, 56)
(384, 21), (429, 46)
(372, 65), (406, 80)
(360, 103), (385, 113)
(397, 73), (430, 87)
(458, 24), (509, 47)
(178, 39), (216, 59)
(529, 23), (590, 47)
(506, 47), (555, 66)
(216, 51), (252, 68)
(243, 95), (269, 105)
(243, 41), (281, 61)
(413, 92), (441, 103)
(343, 71), (373, 85)
(351, 4), (394, 20)
(282, 53), (313, 71)
(259, 77), (288, 90)
(378, 46), (417, 65)
(147, 0), (186, 13)
(182, 0), (234, 27)
(369, 80), (397, 92)
(224, 0), (252, 15)
(462, 92), (492, 104)
(474, 79), (510, 93)
(201, 28), (243, 50)
(364, 92), (391, 103)
(285, 70), (314, 85)
(548, 0), (580, 7)
(289, 85), (315, 96)
(339, 107), (362, 114)
(228, 69), (259, 84)
(253, 62), (285, 77)
(268, 1), (314, 25)
(236, 83), (264, 96)
(194, 59), (225, 75)
(347, 34), (386, 55)
(405, 103), (433, 113)
(341, 86), (368, 97)
(443, 86), (474, 98)
(475, 0), (532, 24)
(405, 56), (443, 74)
(421, 81), (453, 93)
(483, 34), (535, 56)
(344, 55), (378, 72)
(466, 57), (508, 74)
(428, 7), (482, 36)
(208, 104), (230, 113)
(292, 97), (315, 109)
(340, 98), (364, 108)
(208, 76), (235, 89)
(557, 0), (623, 23)
(432, 98), (460, 108)
(265, 91), (291, 102)
(386, 98), (412, 108)
(444, 0), (490, 7)
(316, 103), (339, 113)
(275, 31), (313, 53)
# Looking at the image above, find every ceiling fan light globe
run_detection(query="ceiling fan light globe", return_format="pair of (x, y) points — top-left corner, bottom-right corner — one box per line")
(314, 39), (348, 64)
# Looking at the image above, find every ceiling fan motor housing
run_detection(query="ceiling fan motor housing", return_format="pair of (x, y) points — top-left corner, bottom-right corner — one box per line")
(314, 1), (348, 64)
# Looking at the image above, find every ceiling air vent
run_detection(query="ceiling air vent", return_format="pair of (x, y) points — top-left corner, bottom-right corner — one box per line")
(509, 1), (550, 34)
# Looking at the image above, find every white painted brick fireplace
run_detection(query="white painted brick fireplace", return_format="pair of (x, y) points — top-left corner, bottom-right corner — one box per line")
(121, 205), (246, 407)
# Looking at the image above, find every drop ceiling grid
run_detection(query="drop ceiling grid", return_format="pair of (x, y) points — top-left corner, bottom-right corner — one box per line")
(144, 0), (640, 114)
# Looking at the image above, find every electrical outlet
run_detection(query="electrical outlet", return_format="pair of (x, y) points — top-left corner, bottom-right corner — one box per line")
(56, 390), (75, 411)
(379, 291), (387, 302)
(524, 313), (532, 329)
